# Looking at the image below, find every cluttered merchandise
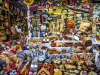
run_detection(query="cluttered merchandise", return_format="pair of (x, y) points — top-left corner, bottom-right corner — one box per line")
(0, 0), (100, 75)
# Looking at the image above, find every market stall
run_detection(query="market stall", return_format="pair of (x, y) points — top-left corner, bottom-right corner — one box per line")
(0, 0), (100, 75)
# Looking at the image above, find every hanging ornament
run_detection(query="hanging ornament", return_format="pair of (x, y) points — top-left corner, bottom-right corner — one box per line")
(66, 20), (74, 28)
(24, 0), (35, 6)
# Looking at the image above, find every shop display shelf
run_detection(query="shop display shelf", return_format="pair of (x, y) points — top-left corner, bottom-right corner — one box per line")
(66, 6), (90, 13)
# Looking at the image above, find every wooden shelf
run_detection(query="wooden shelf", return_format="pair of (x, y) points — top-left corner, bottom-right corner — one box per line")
(66, 6), (90, 13)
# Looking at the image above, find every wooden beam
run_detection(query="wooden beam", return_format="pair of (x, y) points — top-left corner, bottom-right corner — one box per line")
(7, 0), (10, 29)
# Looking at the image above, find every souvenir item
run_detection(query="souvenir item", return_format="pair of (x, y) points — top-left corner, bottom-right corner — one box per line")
(41, 25), (46, 31)
(66, 19), (74, 28)
(80, 71), (88, 75)
(49, 49), (60, 54)
(46, 3), (53, 14)
(0, 1), (99, 75)
(53, 56), (61, 64)
(85, 40), (92, 47)
(51, 42), (56, 47)
(56, 19), (60, 32)
(11, 27), (17, 35)
(38, 51), (46, 62)
(54, 60), (61, 64)
(19, 62), (30, 75)
(85, 60), (93, 66)
(77, 60), (84, 66)
(74, 49), (89, 53)
(41, 46), (48, 50)
(4, 20), (8, 27)
(0, 0), (2, 5)
(24, 0), (35, 6)
(88, 71), (97, 75)
(0, 54), (11, 72)
(65, 64), (76, 69)
(62, 50), (67, 54)
(96, 36), (100, 42)
(0, 34), (7, 41)
(54, 7), (62, 15)
(83, 37), (91, 41)
(59, 19), (65, 32)
(54, 69), (62, 75)
(0, 70), (8, 75)
(79, 22), (91, 33)
(95, 23), (100, 42)
(2, 0), (8, 11)
(64, 72), (71, 75)
(49, 21), (56, 32)
(0, 63), (3, 71)
(82, 0), (89, 3)
(37, 63), (50, 75)
(49, 37), (57, 42)
(63, 42), (74, 47)
(59, 65), (65, 71)
(5, 29), (10, 35)
(95, 50), (100, 69)
(56, 42), (62, 47)
(0, 25), (5, 30)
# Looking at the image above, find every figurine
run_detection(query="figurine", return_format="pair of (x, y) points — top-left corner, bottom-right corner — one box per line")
(79, 22), (91, 34)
